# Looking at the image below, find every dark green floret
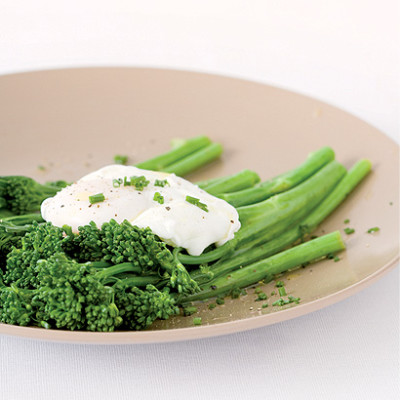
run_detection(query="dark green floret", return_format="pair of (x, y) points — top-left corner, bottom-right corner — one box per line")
(0, 176), (66, 214)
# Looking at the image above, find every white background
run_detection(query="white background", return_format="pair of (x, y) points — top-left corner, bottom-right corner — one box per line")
(0, 1), (399, 399)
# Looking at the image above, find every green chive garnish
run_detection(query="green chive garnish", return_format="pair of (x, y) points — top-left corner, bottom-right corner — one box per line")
(185, 195), (208, 212)
(130, 176), (150, 190)
(344, 227), (355, 234)
(275, 281), (284, 287)
(183, 306), (198, 316)
(154, 179), (169, 187)
(255, 292), (267, 301)
(114, 155), (128, 165)
(123, 176), (131, 186)
(367, 227), (380, 233)
(344, 218), (350, 224)
(89, 193), (105, 204)
(153, 192), (164, 204)
(278, 287), (287, 296)
(193, 317), (202, 326)
(112, 178), (123, 188)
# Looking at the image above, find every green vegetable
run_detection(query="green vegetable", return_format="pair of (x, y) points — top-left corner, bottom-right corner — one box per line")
(179, 160), (346, 265)
(181, 231), (346, 302)
(193, 317), (202, 326)
(203, 169), (260, 196)
(114, 155), (128, 165)
(0, 142), (373, 332)
(89, 193), (105, 204)
(0, 252), (178, 331)
(128, 176), (150, 191)
(344, 227), (355, 234)
(367, 227), (380, 233)
(185, 196), (208, 212)
(154, 179), (169, 187)
(163, 143), (223, 177)
(278, 287), (287, 296)
(0, 176), (66, 215)
(135, 136), (212, 172)
(220, 146), (335, 207)
(190, 159), (371, 281)
(153, 192), (164, 204)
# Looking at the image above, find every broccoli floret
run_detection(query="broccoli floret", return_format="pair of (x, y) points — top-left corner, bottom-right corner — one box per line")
(65, 219), (199, 294)
(0, 279), (34, 326)
(114, 283), (179, 330)
(0, 176), (66, 215)
(3, 222), (65, 288)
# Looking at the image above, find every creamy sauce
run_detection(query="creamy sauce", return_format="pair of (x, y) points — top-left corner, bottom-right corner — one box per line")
(41, 165), (240, 256)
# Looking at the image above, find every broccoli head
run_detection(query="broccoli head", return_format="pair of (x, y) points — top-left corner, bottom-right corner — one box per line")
(0, 176), (65, 215)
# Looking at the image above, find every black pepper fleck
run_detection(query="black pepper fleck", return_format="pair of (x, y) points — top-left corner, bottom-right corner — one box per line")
(165, 206), (171, 211)
(211, 285), (217, 290)
(60, 205), (65, 208)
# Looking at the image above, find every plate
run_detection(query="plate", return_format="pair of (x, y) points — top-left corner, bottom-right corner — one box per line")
(0, 68), (398, 344)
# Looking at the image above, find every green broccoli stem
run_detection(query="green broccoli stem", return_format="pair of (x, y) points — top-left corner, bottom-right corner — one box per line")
(193, 159), (371, 283)
(220, 146), (335, 207)
(1, 213), (44, 225)
(178, 160), (346, 265)
(200, 169), (261, 196)
(112, 275), (162, 288)
(135, 136), (212, 171)
(181, 231), (345, 302)
(163, 143), (223, 177)
(94, 262), (143, 284)
(196, 176), (227, 190)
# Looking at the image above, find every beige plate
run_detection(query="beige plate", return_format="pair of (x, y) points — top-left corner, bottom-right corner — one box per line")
(0, 68), (398, 344)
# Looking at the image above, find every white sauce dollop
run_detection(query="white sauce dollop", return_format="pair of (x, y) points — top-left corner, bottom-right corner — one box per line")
(40, 165), (240, 256)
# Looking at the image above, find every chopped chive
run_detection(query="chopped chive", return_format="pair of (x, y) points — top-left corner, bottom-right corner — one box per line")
(288, 295), (301, 304)
(208, 303), (217, 310)
(270, 291), (276, 296)
(123, 176), (131, 186)
(89, 193), (105, 204)
(255, 292), (267, 301)
(367, 227), (380, 233)
(275, 281), (284, 287)
(216, 298), (225, 305)
(278, 287), (287, 296)
(272, 299), (285, 306)
(193, 317), (202, 326)
(183, 306), (198, 316)
(262, 303), (269, 308)
(114, 154), (128, 165)
(344, 218), (350, 224)
(334, 256), (340, 262)
(344, 227), (355, 234)
(112, 178), (123, 188)
(153, 192), (164, 204)
(254, 287), (263, 294)
(130, 176), (150, 190)
(185, 195), (208, 212)
(154, 179), (169, 187)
